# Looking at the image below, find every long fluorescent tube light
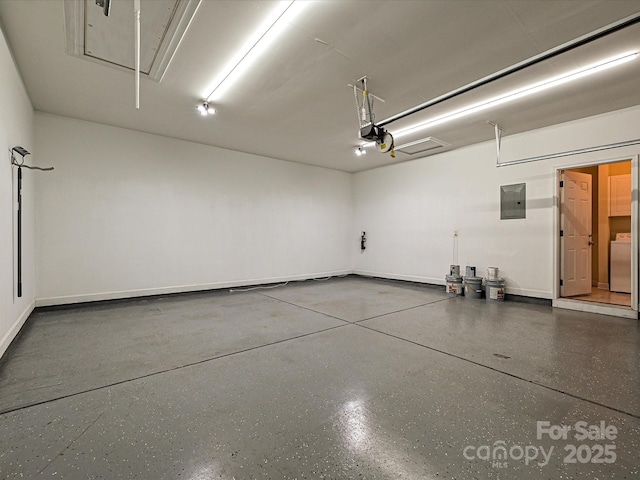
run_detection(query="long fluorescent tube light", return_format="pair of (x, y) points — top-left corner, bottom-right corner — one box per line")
(203, 0), (305, 102)
(363, 51), (638, 146)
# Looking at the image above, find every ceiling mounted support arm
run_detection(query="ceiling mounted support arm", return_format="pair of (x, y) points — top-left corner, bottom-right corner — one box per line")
(134, 0), (141, 109)
(360, 76), (374, 126)
(347, 83), (386, 104)
(487, 121), (503, 166)
(352, 84), (362, 129)
(350, 76), (395, 157)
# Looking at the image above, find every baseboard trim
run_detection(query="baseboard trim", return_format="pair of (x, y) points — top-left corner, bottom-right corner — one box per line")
(35, 270), (353, 307)
(507, 294), (552, 306)
(505, 286), (553, 299)
(32, 269), (576, 312)
(0, 301), (35, 360)
(353, 270), (445, 286)
(353, 270), (552, 299)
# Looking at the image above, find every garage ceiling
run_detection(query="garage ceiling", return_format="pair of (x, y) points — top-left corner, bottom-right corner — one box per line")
(1, 0), (639, 172)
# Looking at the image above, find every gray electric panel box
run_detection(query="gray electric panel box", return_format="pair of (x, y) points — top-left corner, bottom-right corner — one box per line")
(500, 183), (526, 220)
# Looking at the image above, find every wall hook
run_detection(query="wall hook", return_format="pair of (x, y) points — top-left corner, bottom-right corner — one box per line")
(10, 147), (54, 171)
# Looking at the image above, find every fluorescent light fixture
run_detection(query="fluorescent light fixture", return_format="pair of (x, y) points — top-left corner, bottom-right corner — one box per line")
(364, 51), (638, 146)
(196, 100), (215, 115)
(203, 0), (306, 102)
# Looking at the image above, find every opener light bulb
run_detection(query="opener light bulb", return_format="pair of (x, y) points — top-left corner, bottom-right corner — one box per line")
(196, 101), (215, 116)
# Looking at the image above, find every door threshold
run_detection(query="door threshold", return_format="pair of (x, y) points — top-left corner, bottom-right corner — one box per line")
(553, 298), (638, 319)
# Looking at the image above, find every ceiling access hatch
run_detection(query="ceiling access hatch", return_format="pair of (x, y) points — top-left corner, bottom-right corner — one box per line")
(63, 0), (200, 81)
(395, 137), (451, 156)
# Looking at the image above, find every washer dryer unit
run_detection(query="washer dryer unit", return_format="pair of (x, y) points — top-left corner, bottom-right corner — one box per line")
(610, 232), (631, 293)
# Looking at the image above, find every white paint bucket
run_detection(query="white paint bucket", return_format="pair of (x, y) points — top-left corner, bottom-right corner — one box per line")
(450, 265), (460, 276)
(446, 275), (464, 296)
(487, 267), (499, 280)
(486, 278), (506, 301)
(463, 277), (483, 299)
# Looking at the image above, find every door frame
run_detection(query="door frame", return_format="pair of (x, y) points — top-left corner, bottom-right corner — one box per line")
(552, 154), (638, 318)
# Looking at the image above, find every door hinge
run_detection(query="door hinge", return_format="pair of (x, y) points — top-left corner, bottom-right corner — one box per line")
(560, 230), (564, 237)
(560, 279), (563, 286)
(559, 180), (564, 188)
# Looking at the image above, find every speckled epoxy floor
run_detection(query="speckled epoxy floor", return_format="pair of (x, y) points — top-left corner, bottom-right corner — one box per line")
(0, 276), (639, 479)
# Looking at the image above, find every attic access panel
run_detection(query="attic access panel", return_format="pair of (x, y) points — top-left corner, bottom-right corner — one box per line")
(395, 137), (451, 156)
(64, 0), (200, 81)
(500, 183), (526, 220)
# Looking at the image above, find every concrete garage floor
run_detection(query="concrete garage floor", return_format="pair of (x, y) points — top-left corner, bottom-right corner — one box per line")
(0, 276), (638, 479)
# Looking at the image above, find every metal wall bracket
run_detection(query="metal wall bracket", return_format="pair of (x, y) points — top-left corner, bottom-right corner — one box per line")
(487, 121), (503, 166)
(497, 138), (640, 167)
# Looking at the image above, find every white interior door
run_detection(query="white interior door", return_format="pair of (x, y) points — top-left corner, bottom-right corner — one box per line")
(561, 170), (593, 297)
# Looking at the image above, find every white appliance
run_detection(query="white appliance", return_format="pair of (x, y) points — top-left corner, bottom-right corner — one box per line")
(610, 232), (631, 293)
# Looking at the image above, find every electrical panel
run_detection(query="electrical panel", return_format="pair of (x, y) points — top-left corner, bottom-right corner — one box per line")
(500, 183), (526, 220)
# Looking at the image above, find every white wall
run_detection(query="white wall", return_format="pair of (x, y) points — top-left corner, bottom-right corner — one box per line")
(353, 105), (640, 299)
(35, 113), (352, 305)
(0, 25), (35, 357)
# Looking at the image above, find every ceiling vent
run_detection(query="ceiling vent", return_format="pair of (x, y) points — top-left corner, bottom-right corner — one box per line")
(395, 137), (450, 156)
(63, 0), (200, 81)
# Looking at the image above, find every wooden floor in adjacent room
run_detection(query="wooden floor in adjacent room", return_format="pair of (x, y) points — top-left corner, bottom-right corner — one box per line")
(569, 286), (632, 307)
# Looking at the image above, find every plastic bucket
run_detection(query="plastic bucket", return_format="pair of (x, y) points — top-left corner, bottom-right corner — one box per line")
(464, 277), (483, 299)
(487, 267), (499, 280)
(446, 275), (464, 296)
(450, 265), (461, 276)
(486, 278), (506, 301)
(465, 266), (476, 278)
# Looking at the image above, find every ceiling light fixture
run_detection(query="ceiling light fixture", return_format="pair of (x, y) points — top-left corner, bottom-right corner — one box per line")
(196, 101), (215, 116)
(364, 51), (638, 147)
(354, 146), (367, 156)
(202, 0), (305, 102)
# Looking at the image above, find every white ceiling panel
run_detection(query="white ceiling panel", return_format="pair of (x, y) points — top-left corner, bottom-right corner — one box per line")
(0, 0), (639, 172)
